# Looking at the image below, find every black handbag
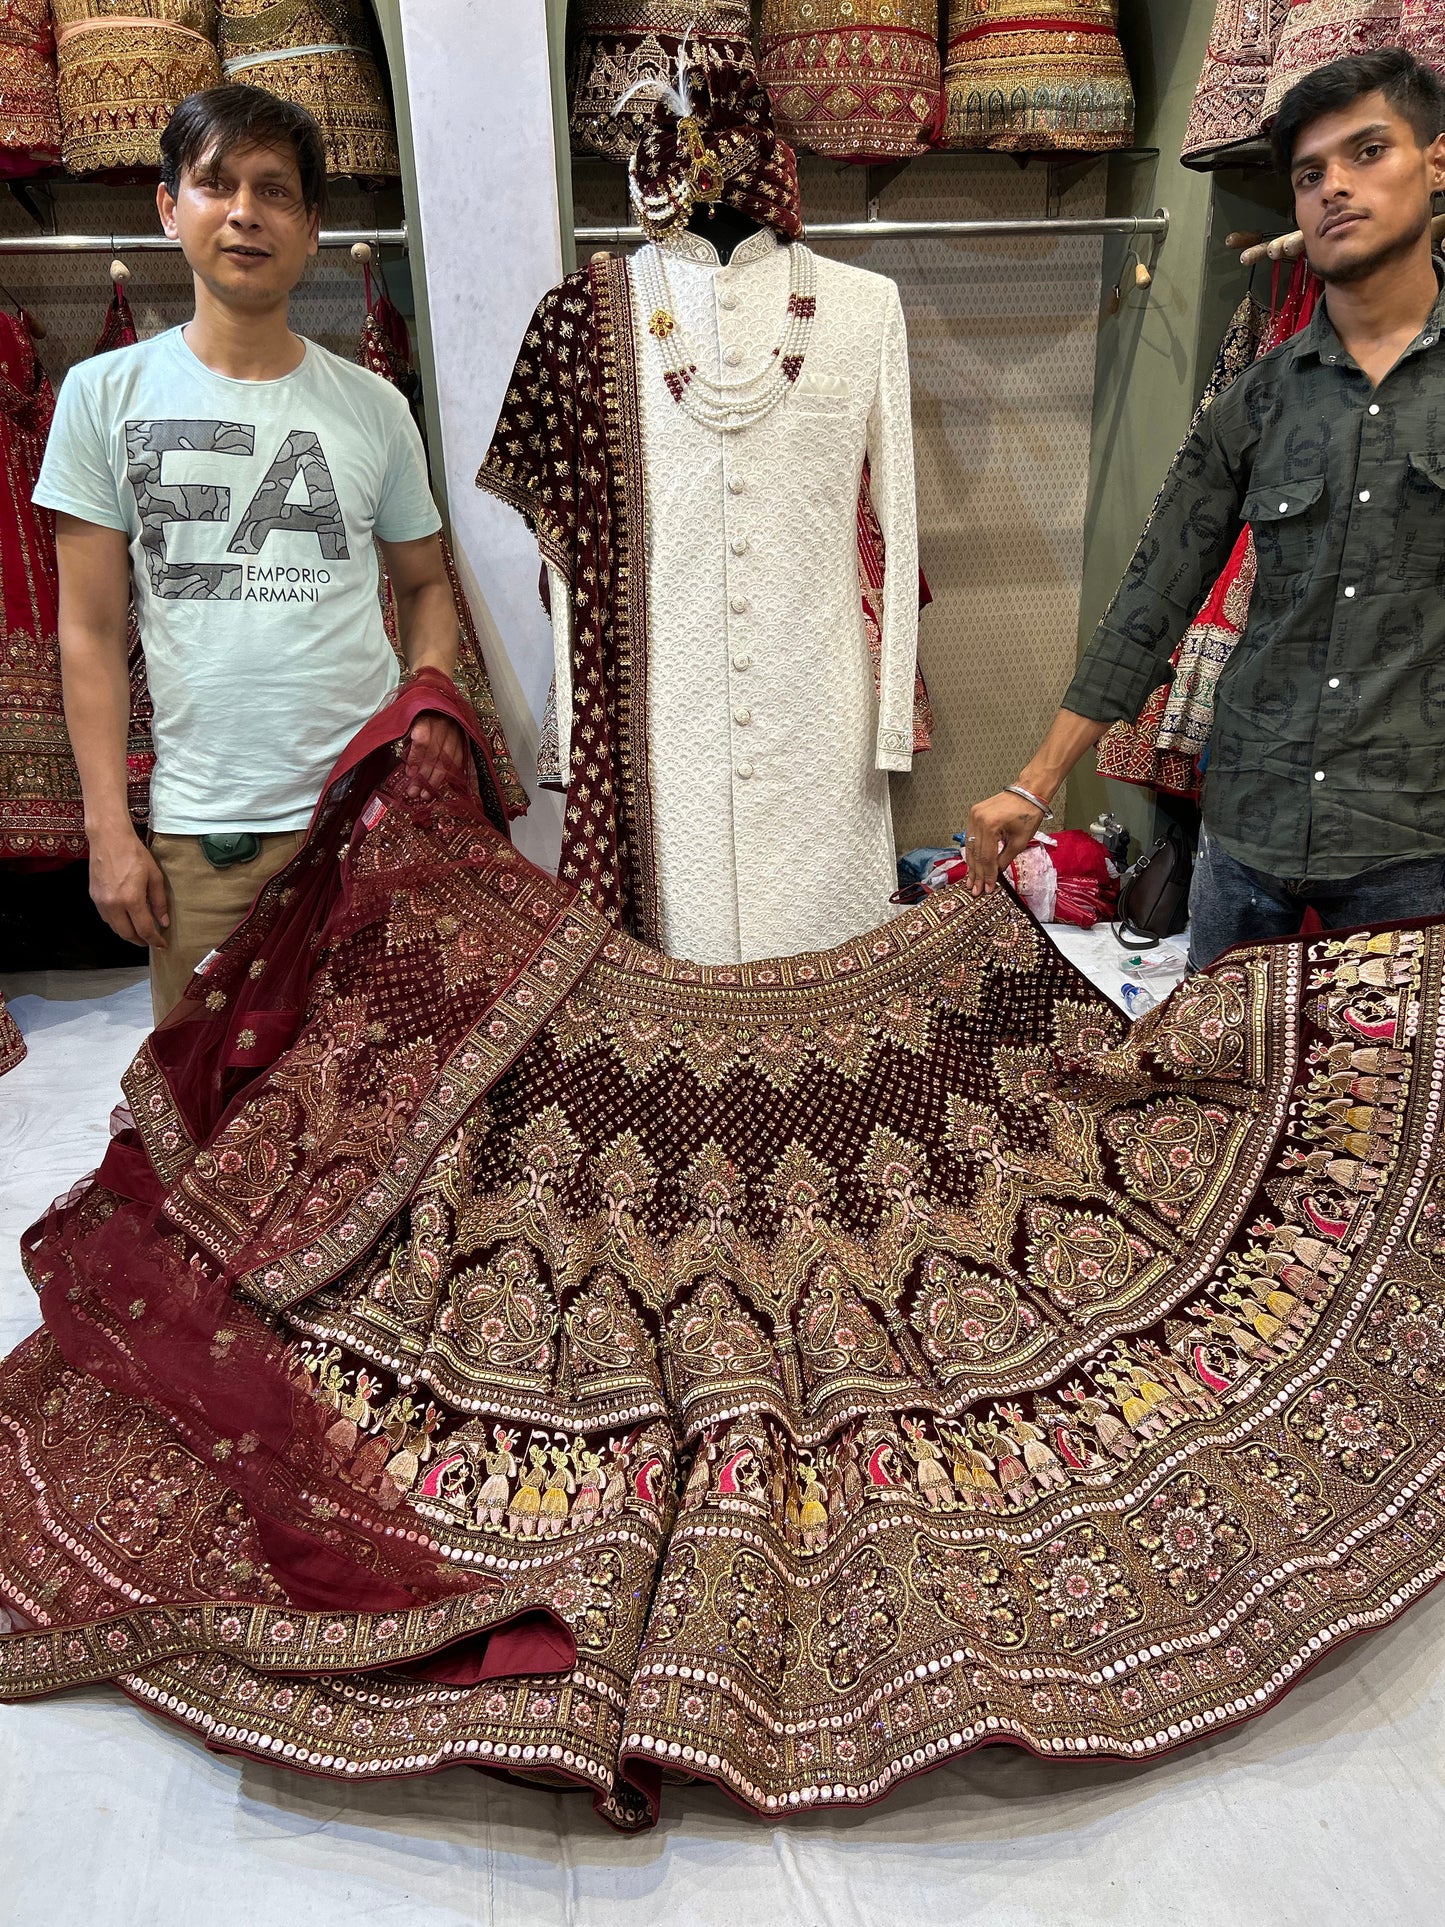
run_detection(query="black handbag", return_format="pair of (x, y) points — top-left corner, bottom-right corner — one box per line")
(1114, 821), (1192, 948)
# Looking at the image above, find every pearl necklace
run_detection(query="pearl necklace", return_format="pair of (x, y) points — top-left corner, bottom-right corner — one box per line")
(634, 240), (817, 434)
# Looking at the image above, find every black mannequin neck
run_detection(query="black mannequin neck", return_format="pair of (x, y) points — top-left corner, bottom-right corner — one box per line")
(685, 203), (765, 264)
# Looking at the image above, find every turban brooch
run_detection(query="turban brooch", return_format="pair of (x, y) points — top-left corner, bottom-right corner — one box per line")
(627, 42), (804, 242)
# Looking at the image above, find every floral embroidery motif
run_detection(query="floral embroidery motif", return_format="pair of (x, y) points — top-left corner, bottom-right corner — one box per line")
(1022, 1524), (1144, 1650)
(717, 1547), (790, 1692)
(647, 1542), (707, 1644)
(1357, 1277), (1445, 1394)
(910, 1536), (1029, 1647)
(1226, 1441), (1334, 1541)
(911, 1257), (1034, 1374)
(1105, 1098), (1238, 1226)
(814, 1547), (904, 1689)
(1024, 1205), (1158, 1315)
(1127, 1473), (1250, 1606)
(1288, 1380), (1413, 1484)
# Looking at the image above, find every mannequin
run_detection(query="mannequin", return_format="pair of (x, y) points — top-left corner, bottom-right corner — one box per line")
(481, 48), (920, 962)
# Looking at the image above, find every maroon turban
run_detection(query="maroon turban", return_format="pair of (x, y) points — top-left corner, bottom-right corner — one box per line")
(627, 42), (803, 243)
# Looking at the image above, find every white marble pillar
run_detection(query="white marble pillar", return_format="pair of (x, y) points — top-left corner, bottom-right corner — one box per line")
(396, 0), (566, 871)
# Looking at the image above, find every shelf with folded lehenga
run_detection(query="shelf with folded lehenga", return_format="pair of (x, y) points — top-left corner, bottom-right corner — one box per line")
(1183, 0), (1445, 171)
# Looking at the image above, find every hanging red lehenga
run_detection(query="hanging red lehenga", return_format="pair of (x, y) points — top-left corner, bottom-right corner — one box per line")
(0, 988), (23, 1074)
(2, 674), (1444, 1827)
(0, 285), (155, 865)
(357, 275), (529, 823)
(0, 308), (64, 860)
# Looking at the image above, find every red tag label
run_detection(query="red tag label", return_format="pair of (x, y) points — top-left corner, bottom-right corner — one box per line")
(360, 796), (389, 830)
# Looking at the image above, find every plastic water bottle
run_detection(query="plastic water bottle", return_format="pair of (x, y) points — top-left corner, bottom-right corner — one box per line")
(1120, 981), (1157, 1018)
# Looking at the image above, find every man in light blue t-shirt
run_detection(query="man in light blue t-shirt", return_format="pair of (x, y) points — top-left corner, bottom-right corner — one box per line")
(35, 85), (465, 1020)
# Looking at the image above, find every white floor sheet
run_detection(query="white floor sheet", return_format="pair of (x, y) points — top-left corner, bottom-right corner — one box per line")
(2, 949), (1441, 1927)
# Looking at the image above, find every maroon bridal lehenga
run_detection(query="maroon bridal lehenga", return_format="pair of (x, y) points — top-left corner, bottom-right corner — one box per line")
(2, 674), (1444, 1828)
(0, 989), (22, 1075)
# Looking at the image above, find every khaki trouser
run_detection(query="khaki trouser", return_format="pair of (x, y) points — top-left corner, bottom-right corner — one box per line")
(148, 829), (307, 1024)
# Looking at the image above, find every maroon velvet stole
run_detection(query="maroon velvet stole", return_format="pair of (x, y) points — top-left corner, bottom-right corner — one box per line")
(476, 258), (662, 943)
(23, 672), (596, 1677)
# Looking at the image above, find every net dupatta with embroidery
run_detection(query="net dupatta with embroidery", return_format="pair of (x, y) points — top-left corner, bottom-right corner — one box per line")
(1096, 263), (1322, 797)
(10, 673), (573, 1660)
(357, 274), (528, 823)
(3, 665), (1445, 1828)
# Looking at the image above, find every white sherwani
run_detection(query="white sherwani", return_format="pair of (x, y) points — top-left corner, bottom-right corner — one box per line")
(550, 226), (919, 963)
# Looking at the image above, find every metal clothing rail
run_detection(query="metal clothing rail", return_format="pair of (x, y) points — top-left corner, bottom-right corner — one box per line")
(576, 209), (1170, 246)
(0, 224), (408, 254)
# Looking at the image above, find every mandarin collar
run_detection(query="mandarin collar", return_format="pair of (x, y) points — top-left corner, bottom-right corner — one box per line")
(661, 226), (783, 270)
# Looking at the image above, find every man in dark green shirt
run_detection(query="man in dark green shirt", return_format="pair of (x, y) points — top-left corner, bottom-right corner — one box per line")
(965, 47), (1445, 968)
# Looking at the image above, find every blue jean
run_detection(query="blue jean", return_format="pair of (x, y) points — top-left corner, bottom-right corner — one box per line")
(1187, 832), (1445, 971)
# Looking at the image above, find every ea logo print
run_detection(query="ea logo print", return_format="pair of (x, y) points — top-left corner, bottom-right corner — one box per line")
(125, 418), (351, 600)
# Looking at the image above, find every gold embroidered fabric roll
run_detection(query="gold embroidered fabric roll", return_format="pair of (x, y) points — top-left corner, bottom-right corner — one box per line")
(942, 0), (1136, 152)
(218, 0), (399, 180)
(569, 1), (760, 164)
(1181, 0), (1292, 163)
(759, 0), (943, 161)
(0, 1), (61, 174)
(53, 1), (221, 174)
(1261, 1), (1402, 126)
